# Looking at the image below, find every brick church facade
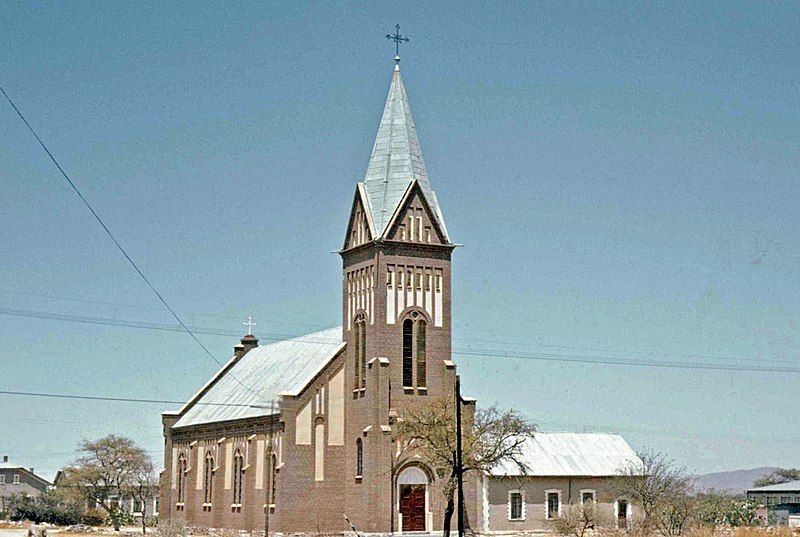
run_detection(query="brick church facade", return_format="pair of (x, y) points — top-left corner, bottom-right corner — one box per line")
(159, 58), (478, 534)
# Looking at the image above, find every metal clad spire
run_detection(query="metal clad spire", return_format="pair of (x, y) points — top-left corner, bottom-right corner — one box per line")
(360, 36), (449, 241)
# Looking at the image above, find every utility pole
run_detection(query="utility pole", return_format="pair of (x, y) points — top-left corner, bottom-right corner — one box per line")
(455, 375), (465, 537)
(264, 400), (275, 537)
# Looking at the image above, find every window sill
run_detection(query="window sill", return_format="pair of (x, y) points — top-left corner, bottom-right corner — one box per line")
(230, 504), (242, 513)
(508, 518), (526, 522)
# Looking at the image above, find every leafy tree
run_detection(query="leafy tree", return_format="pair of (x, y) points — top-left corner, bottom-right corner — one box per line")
(693, 493), (758, 527)
(753, 468), (800, 488)
(617, 450), (694, 536)
(395, 397), (536, 537)
(60, 435), (154, 531)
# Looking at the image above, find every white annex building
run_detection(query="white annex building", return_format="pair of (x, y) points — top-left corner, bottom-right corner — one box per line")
(482, 433), (642, 533)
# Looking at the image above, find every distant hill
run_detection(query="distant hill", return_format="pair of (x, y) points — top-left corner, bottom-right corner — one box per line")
(693, 467), (779, 495)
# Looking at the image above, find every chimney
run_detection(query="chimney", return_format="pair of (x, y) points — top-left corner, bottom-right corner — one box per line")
(2, 455), (7, 463)
(29, 468), (34, 473)
(234, 334), (258, 359)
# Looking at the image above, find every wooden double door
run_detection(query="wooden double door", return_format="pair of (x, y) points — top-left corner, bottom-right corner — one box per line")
(399, 484), (426, 532)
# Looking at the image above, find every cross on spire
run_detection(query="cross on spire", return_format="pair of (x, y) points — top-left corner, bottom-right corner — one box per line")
(243, 316), (256, 335)
(386, 24), (409, 61)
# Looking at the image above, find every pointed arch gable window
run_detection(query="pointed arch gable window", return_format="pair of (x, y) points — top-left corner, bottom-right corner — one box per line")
(402, 312), (427, 391)
(232, 449), (244, 509)
(356, 438), (363, 477)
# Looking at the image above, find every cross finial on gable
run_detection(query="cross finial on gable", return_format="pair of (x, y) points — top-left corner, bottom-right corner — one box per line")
(243, 316), (256, 335)
(386, 24), (409, 62)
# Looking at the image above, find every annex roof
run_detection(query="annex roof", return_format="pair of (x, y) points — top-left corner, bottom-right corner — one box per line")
(361, 63), (448, 241)
(489, 432), (642, 477)
(173, 327), (344, 429)
(746, 480), (800, 493)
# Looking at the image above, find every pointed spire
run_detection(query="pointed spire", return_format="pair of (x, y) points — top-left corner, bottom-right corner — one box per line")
(361, 63), (449, 241)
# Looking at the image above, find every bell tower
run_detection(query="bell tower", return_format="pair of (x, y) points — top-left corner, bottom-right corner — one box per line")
(340, 59), (455, 406)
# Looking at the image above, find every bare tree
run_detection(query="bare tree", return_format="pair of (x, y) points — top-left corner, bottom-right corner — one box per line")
(126, 456), (157, 534)
(395, 397), (536, 537)
(556, 502), (610, 537)
(61, 435), (153, 531)
(616, 450), (694, 536)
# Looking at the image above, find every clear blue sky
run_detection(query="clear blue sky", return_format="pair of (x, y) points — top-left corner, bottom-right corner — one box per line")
(1, 2), (798, 480)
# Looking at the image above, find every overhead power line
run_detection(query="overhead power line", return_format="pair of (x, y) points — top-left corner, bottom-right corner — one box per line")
(0, 85), (259, 397)
(1, 306), (798, 375)
(0, 390), (271, 409)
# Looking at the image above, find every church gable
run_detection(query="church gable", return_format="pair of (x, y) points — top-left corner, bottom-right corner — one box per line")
(385, 181), (447, 245)
(342, 184), (374, 250)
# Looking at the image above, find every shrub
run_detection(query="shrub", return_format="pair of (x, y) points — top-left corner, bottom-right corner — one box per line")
(5, 492), (83, 525)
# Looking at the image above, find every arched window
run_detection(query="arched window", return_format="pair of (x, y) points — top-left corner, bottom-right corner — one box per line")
(203, 452), (214, 505)
(402, 313), (427, 389)
(232, 449), (244, 506)
(356, 438), (363, 476)
(176, 454), (187, 505)
(270, 453), (277, 505)
(403, 319), (413, 387)
(416, 319), (426, 388)
(354, 315), (366, 391)
(314, 419), (325, 481)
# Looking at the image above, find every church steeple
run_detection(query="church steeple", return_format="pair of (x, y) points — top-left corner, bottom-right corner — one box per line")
(359, 63), (449, 242)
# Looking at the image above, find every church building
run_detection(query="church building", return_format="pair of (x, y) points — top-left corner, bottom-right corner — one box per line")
(159, 56), (478, 534)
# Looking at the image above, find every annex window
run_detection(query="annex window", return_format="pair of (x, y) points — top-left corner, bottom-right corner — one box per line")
(13, 474), (20, 485)
(356, 438), (363, 477)
(0, 475), (5, 484)
(402, 313), (427, 390)
(176, 455), (187, 507)
(354, 315), (366, 392)
(203, 452), (214, 506)
(508, 490), (525, 520)
(546, 490), (561, 519)
(616, 499), (629, 529)
(232, 449), (244, 508)
(581, 490), (596, 506)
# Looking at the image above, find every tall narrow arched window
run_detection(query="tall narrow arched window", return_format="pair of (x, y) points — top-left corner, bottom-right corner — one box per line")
(402, 319), (413, 387)
(176, 454), (187, 505)
(232, 449), (244, 506)
(270, 453), (277, 505)
(402, 313), (427, 389)
(354, 315), (366, 391)
(356, 438), (363, 476)
(416, 319), (426, 388)
(203, 452), (214, 505)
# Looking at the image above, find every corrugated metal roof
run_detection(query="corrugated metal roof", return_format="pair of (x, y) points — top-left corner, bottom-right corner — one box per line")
(747, 480), (800, 492)
(362, 64), (448, 241)
(173, 327), (344, 429)
(489, 432), (642, 477)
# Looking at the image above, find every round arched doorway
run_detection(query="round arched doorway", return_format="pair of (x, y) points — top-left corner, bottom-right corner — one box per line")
(397, 466), (429, 532)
